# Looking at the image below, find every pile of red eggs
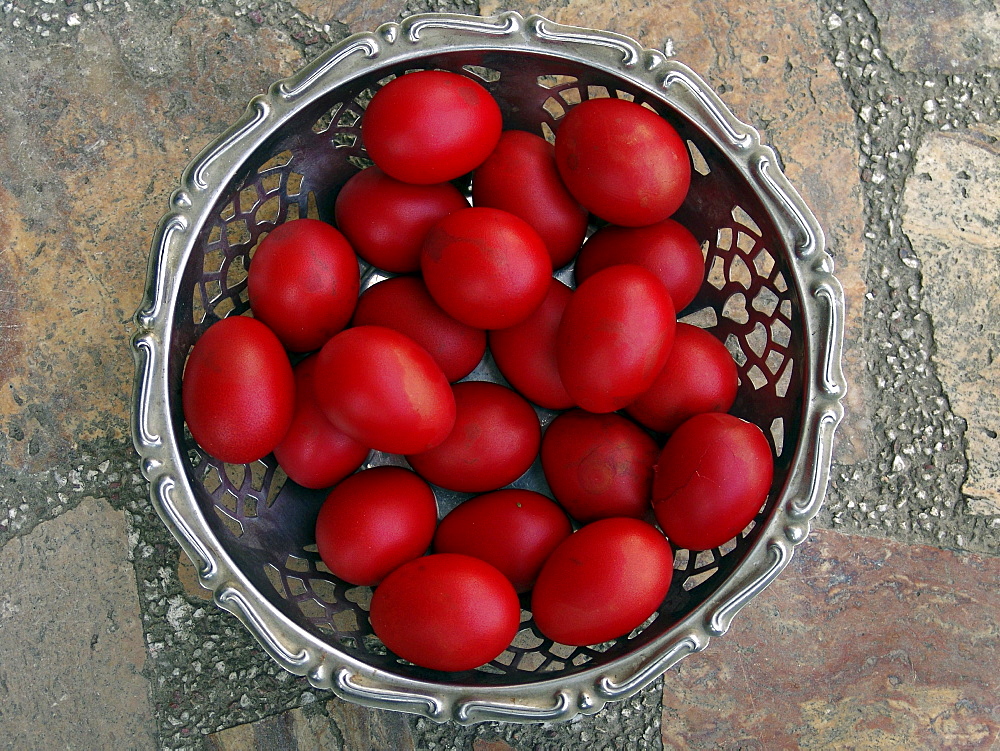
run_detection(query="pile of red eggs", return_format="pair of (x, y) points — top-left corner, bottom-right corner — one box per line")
(182, 70), (774, 672)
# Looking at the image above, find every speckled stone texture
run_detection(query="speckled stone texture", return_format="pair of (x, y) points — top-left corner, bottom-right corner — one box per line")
(902, 127), (1000, 517)
(206, 684), (665, 751)
(817, 0), (1000, 553)
(867, 0), (1000, 72)
(0, 7), (306, 475)
(206, 702), (409, 750)
(1, 0), (1000, 747)
(0, 2), (309, 541)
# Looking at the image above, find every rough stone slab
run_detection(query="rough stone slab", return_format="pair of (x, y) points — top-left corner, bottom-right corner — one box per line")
(324, 698), (416, 751)
(204, 694), (421, 750)
(0, 5), (304, 475)
(207, 704), (353, 750)
(473, 741), (517, 751)
(0, 496), (156, 748)
(296, 0), (396, 30)
(902, 126), (1000, 516)
(207, 679), (663, 751)
(867, 0), (1000, 73)
(477, 0), (870, 467)
(660, 527), (1000, 748)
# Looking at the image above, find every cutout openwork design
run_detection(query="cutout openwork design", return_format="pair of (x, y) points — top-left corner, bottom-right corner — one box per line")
(133, 11), (845, 724)
(181, 57), (800, 678)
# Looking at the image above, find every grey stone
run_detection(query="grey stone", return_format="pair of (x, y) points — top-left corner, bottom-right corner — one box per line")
(814, 0), (999, 556)
(208, 704), (352, 750)
(902, 126), (1000, 516)
(867, 0), (1000, 73)
(324, 699), (416, 751)
(0, 495), (156, 749)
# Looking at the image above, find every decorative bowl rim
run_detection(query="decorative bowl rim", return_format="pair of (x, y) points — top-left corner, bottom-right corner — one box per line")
(130, 9), (847, 724)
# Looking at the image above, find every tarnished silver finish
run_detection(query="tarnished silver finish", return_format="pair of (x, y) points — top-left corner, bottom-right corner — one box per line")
(131, 11), (846, 724)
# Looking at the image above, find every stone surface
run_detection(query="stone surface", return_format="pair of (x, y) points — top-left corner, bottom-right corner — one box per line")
(814, 0), (1000, 554)
(473, 741), (517, 751)
(0, 5), (325, 748)
(0, 0), (999, 747)
(296, 0), (398, 31)
(902, 127), (1000, 516)
(207, 679), (663, 751)
(0, 496), (156, 748)
(0, 4), (305, 477)
(131, 492), (325, 749)
(207, 704), (362, 750)
(324, 699), (417, 750)
(867, 0), (1000, 73)
(480, 0), (870, 469)
(660, 528), (1000, 749)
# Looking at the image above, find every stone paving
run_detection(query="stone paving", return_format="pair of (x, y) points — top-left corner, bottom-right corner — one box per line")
(0, 0), (997, 748)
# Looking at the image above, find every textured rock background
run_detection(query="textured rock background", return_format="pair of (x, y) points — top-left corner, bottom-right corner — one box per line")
(867, 0), (1000, 72)
(0, 497), (156, 748)
(902, 127), (1000, 516)
(660, 529), (1000, 749)
(0, 0), (997, 748)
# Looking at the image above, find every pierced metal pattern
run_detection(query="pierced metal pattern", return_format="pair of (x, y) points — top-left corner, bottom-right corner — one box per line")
(255, 535), (670, 679)
(192, 151), (315, 328)
(132, 11), (846, 724)
(188, 448), (286, 540)
(689, 203), (801, 463)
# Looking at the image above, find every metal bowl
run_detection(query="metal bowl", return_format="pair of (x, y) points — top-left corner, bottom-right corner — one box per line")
(131, 11), (846, 724)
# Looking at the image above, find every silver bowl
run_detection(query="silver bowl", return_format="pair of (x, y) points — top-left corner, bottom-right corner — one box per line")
(131, 11), (846, 724)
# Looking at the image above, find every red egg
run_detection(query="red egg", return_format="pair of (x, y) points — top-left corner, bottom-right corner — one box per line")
(247, 218), (360, 352)
(575, 218), (705, 312)
(626, 323), (739, 435)
(362, 70), (502, 185)
(488, 277), (574, 410)
(554, 98), (691, 227)
(334, 166), (469, 273)
(313, 326), (456, 455)
(556, 265), (677, 413)
(541, 409), (658, 523)
(314, 466), (438, 586)
(652, 412), (774, 551)
(406, 381), (540, 493)
(472, 129), (589, 269)
(531, 517), (674, 646)
(272, 355), (370, 489)
(182, 316), (294, 465)
(433, 489), (572, 593)
(421, 207), (552, 330)
(352, 275), (486, 383)
(370, 553), (521, 672)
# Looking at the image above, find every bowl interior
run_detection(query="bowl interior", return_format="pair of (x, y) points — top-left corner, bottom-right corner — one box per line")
(169, 47), (804, 685)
